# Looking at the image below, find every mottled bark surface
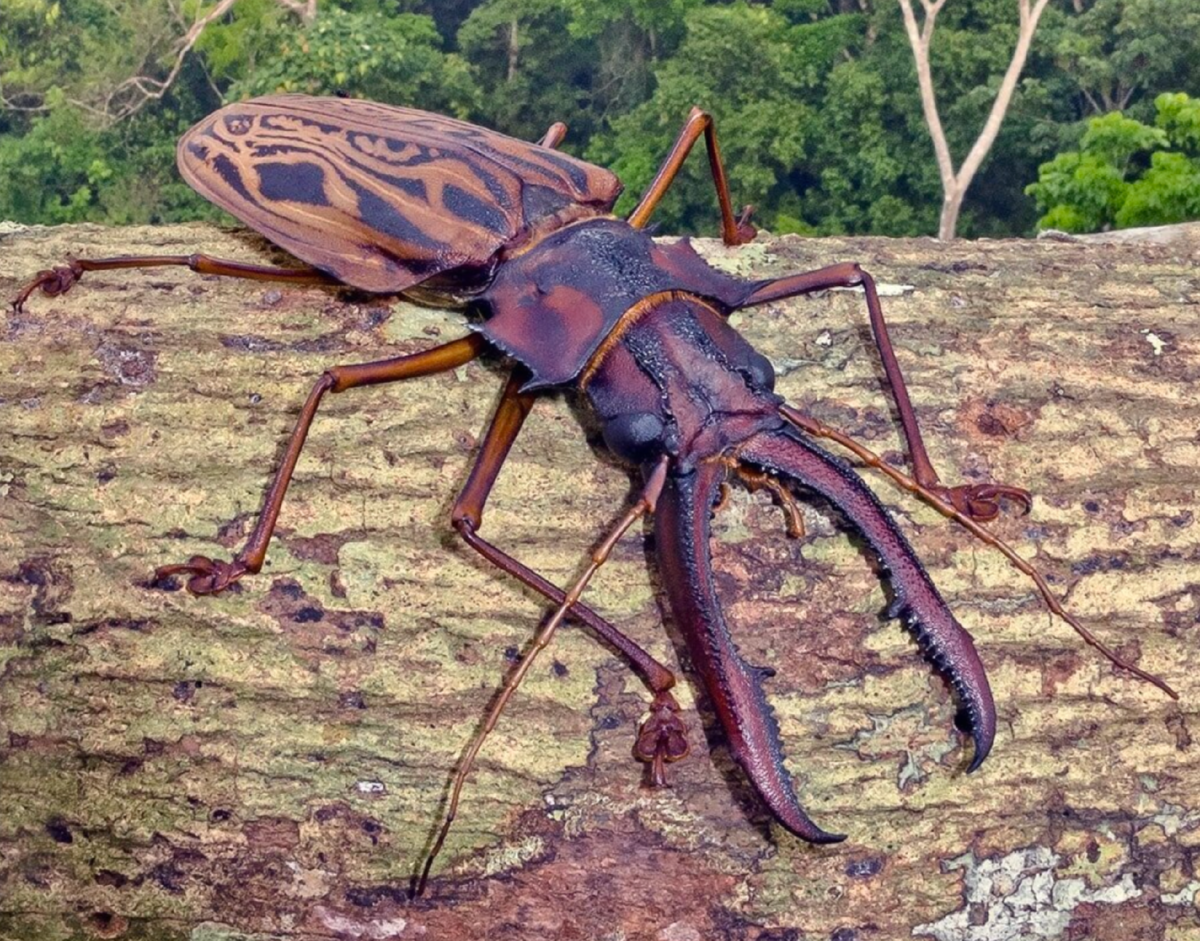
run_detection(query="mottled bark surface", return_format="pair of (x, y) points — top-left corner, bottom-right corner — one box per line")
(2, 222), (1198, 941)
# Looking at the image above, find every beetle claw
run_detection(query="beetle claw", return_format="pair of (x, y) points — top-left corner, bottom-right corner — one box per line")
(634, 691), (689, 787)
(734, 205), (757, 245)
(155, 555), (249, 595)
(931, 482), (1032, 522)
(11, 262), (84, 312)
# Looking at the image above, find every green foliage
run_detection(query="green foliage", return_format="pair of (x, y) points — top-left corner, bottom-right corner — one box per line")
(0, 0), (1196, 236)
(1026, 93), (1200, 232)
(0, 99), (109, 224)
(457, 0), (598, 143)
(590, 3), (856, 235)
(0, 93), (224, 225)
(456, 0), (695, 147)
(1041, 0), (1200, 119)
(230, 6), (475, 114)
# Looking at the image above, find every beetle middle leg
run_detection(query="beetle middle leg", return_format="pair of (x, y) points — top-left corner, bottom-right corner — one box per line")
(736, 263), (1033, 523)
(627, 108), (757, 246)
(450, 373), (689, 779)
(419, 455), (673, 895)
(156, 333), (486, 593)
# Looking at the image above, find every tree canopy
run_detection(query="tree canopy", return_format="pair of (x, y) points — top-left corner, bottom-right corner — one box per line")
(1026, 92), (1200, 231)
(1, 0), (1197, 236)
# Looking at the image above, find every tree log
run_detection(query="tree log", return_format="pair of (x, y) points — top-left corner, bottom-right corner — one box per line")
(2, 223), (1198, 940)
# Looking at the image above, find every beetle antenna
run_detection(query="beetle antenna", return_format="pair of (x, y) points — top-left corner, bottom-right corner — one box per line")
(780, 405), (1177, 700)
(414, 457), (671, 897)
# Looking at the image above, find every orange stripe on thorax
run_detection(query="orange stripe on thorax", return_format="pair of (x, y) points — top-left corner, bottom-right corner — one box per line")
(579, 290), (721, 390)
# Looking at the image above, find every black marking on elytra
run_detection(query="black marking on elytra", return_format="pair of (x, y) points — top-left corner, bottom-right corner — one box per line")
(348, 179), (444, 251)
(533, 146), (594, 193)
(521, 183), (574, 222)
(212, 154), (253, 202)
(256, 162), (329, 206)
(442, 183), (511, 236)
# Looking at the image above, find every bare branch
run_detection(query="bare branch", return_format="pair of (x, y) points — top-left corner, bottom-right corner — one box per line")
(0, 93), (52, 113)
(5, 0), (317, 124)
(898, 0), (1052, 239)
(102, 0), (240, 123)
(896, 0), (955, 193)
(506, 19), (520, 83)
(953, 0), (1051, 196)
(273, 0), (317, 25)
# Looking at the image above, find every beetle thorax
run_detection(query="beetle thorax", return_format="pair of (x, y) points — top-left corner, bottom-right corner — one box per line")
(582, 294), (782, 472)
(474, 217), (755, 393)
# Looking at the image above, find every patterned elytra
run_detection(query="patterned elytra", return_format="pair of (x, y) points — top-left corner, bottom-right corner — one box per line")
(177, 95), (623, 294)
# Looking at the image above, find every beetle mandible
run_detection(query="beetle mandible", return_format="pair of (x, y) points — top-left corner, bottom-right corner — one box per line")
(13, 94), (1065, 881)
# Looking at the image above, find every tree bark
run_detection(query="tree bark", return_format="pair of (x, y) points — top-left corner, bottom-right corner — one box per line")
(2, 223), (1199, 940)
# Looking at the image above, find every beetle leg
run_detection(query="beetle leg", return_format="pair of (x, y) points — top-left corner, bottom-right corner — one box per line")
(736, 425), (997, 773)
(537, 122), (569, 149)
(419, 456), (672, 895)
(737, 263), (1032, 523)
(451, 374), (689, 775)
(11, 253), (336, 313)
(626, 108), (756, 246)
(155, 334), (485, 594)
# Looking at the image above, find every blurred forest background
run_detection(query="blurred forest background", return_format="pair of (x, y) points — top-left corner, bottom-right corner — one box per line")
(2, 0), (1199, 239)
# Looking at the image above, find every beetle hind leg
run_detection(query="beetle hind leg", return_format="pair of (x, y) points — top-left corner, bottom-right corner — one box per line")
(11, 253), (335, 313)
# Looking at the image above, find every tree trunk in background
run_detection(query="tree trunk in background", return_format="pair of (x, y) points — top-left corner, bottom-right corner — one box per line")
(2, 223), (1199, 940)
(507, 19), (520, 82)
(899, 0), (1052, 240)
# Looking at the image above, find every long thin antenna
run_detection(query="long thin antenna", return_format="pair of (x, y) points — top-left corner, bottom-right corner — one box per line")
(781, 405), (1177, 700)
(415, 456), (671, 896)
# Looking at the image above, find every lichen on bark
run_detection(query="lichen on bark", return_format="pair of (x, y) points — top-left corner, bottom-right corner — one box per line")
(2, 223), (1199, 940)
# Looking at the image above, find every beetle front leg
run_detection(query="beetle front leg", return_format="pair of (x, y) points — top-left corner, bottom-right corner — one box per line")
(155, 334), (486, 593)
(450, 373), (689, 780)
(738, 263), (1032, 522)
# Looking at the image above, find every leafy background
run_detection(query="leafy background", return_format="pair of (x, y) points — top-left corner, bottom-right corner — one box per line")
(1, 0), (1199, 236)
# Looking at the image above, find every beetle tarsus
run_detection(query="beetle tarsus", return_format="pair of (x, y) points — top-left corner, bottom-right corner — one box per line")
(929, 482), (1033, 522)
(12, 262), (84, 312)
(155, 555), (250, 595)
(633, 690), (690, 787)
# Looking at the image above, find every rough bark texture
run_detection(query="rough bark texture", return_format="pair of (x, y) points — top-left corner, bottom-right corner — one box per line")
(2, 222), (1199, 941)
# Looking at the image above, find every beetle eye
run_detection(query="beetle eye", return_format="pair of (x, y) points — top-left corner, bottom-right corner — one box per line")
(602, 412), (665, 464)
(744, 351), (775, 392)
